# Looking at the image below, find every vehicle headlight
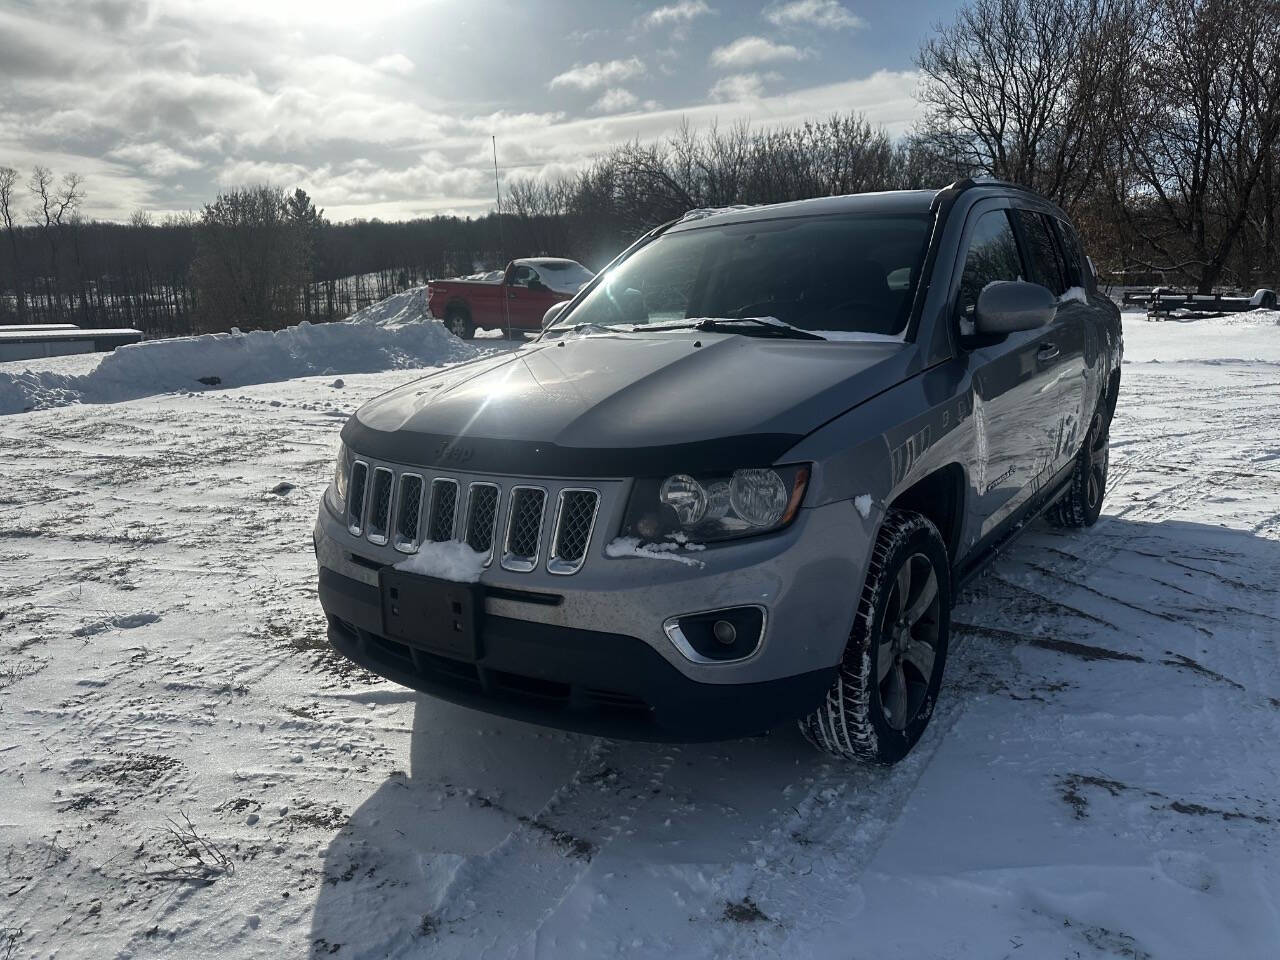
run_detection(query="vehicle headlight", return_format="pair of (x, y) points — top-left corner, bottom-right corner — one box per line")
(325, 441), (352, 516)
(622, 464), (810, 545)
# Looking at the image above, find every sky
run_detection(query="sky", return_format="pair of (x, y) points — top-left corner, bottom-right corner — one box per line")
(0, 0), (964, 222)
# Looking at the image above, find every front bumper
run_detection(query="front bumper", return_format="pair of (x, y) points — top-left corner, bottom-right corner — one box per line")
(319, 566), (834, 740)
(313, 487), (871, 740)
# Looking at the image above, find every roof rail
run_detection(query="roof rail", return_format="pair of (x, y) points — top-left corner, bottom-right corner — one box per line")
(931, 177), (1044, 209)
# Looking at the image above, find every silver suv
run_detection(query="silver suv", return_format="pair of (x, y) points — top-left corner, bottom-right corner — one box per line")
(313, 180), (1122, 763)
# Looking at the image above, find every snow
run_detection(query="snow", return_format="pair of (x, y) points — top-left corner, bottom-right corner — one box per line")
(679, 204), (755, 223)
(0, 307), (1278, 958)
(811, 330), (903, 343)
(604, 536), (707, 568)
(0, 312), (477, 415)
(853, 493), (873, 518)
(344, 286), (431, 326)
(1059, 285), (1089, 305)
(392, 541), (487, 583)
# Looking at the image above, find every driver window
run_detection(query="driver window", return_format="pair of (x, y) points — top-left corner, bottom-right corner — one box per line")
(510, 265), (535, 287)
(957, 210), (1023, 336)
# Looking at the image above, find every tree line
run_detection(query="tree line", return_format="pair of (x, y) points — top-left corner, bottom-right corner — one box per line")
(2, 0), (1278, 335)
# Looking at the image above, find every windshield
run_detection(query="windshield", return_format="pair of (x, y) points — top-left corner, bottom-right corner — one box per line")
(533, 260), (595, 293)
(551, 213), (932, 337)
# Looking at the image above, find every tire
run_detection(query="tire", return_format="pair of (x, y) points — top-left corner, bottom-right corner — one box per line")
(800, 510), (951, 764)
(1048, 406), (1109, 528)
(444, 308), (474, 339)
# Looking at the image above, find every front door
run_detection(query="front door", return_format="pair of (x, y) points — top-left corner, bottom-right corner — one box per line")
(505, 264), (563, 331)
(955, 206), (1062, 539)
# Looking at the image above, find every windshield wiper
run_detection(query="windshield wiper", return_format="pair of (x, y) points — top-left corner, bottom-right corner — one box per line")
(633, 317), (826, 340)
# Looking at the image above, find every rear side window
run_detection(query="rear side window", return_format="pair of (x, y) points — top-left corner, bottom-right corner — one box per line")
(1052, 219), (1086, 289)
(1015, 210), (1067, 296)
(957, 210), (1023, 332)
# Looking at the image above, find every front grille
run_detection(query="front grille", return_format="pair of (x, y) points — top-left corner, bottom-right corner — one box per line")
(465, 483), (500, 560)
(548, 489), (599, 574)
(502, 487), (546, 572)
(426, 479), (459, 542)
(347, 461), (369, 535)
(394, 474), (424, 552)
(339, 461), (601, 576)
(366, 467), (395, 545)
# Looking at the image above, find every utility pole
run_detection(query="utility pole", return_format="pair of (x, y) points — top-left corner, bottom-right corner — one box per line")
(493, 136), (511, 337)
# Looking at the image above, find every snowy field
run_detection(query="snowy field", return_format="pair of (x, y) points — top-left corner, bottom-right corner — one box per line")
(1, 308), (1278, 958)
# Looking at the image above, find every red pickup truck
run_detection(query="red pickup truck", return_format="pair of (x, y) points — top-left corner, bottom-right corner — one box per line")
(427, 258), (594, 338)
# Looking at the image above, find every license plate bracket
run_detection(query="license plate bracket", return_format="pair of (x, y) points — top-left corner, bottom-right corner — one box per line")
(379, 569), (483, 660)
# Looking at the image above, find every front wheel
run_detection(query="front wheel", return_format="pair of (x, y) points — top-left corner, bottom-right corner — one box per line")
(800, 510), (951, 764)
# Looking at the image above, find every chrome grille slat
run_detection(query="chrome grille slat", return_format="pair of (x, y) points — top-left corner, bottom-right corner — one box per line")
(393, 473), (424, 553)
(346, 461), (369, 536)
(426, 479), (459, 542)
(548, 488), (599, 575)
(501, 486), (547, 572)
(464, 483), (500, 564)
(366, 467), (395, 545)
(341, 465), (608, 576)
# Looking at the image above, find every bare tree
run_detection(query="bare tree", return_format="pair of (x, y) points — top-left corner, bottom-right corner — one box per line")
(916, 0), (1148, 212)
(25, 166), (85, 320)
(1121, 0), (1280, 290)
(0, 166), (26, 322)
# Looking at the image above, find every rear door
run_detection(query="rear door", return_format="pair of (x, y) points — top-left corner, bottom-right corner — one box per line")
(1011, 208), (1085, 474)
(954, 203), (1061, 539)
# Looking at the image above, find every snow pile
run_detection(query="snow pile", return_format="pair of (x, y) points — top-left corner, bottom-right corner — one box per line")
(346, 286), (431, 326)
(0, 315), (478, 416)
(393, 541), (488, 582)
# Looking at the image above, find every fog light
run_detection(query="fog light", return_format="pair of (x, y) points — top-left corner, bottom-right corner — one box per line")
(663, 606), (765, 663)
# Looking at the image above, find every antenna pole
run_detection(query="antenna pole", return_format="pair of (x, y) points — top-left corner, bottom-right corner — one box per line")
(493, 135), (510, 337)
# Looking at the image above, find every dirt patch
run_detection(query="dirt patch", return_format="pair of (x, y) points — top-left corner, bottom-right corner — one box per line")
(288, 805), (348, 831)
(954, 622), (1145, 663)
(473, 793), (596, 860)
(1164, 800), (1271, 824)
(1160, 652), (1245, 690)
(84, 753), (182, 789)
(722, 896), (770, 924)
(1058, 773), (1133, 819)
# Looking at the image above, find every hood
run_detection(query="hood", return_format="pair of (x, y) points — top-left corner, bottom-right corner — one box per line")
(342, 332), (915, 476)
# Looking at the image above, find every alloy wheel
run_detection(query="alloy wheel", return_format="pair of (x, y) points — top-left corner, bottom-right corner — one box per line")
(877, 551), (942, 730)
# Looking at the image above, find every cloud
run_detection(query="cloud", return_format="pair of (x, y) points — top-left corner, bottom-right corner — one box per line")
(764, 0), (865, 30)
(371, 53), (414, 76)
(709, 72), (777, 102)
(548, 58), (645, 91)
(644, 1), (714, 28)
(108, 142), (204, 177)
(709, 36), (807, 69)
(592, 88), (639, 113)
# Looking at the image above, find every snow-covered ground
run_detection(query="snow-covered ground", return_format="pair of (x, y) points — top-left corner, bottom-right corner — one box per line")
(1, 308), (1278, 959)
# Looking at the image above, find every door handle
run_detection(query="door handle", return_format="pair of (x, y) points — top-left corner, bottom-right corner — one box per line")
(1037, 343), (1060, 362)
(508, 292), (518, 299)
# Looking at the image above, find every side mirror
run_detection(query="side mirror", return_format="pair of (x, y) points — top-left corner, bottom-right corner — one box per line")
(542, 301), (568, 328)
(974, 281), (1056, 335)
